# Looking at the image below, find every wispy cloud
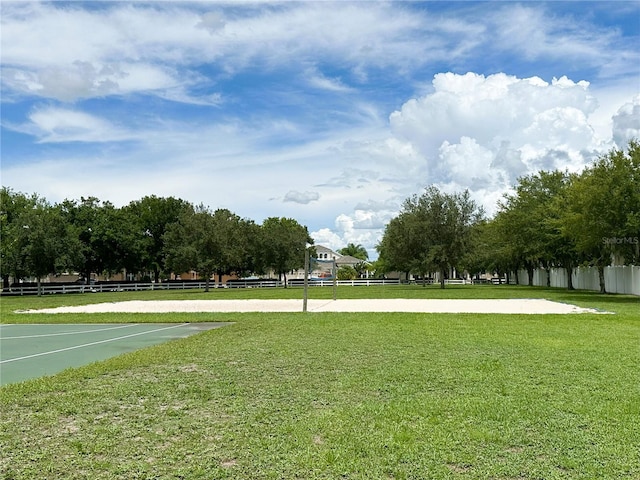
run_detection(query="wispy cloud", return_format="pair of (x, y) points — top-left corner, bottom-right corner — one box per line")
(304, 68), (354, 92)
(9, 107), (136, 143)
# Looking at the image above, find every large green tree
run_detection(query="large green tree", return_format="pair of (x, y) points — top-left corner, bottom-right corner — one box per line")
(496, 170), (577, 287)
(0, 188), (39, 288)
(16, 203), (80, 295)
(486, 211), (522, 285)
(163, 205), (217, 291)
(458, 218), (492, 282)
(259, 217), (313, 286)
(378, 186), (484, 288)
(562, 141), (640, 292)
(163, 206), (256, 291)
(376, 214), (415, 281)
(61, 197), (143, 283)
(207, 209), (256, 284)
(125, 196), (193, 282)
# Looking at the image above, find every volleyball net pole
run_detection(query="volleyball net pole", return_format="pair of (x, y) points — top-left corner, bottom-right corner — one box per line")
(332, 259), (337, 301)
(303, 252), (337, 312)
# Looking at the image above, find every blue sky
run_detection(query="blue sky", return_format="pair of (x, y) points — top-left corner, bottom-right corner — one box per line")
(2, 1), (639, 258)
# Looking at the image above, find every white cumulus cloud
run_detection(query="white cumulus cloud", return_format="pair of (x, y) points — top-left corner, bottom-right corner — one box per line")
(612, 95), (640, 148)
(317, 71), (635, 254)
(389, 72), (611, 202)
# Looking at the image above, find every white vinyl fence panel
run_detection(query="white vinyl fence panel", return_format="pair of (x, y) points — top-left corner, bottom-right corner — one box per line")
(515, 265), (639, 296)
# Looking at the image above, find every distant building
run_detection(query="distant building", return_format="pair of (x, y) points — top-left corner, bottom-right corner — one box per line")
(289, 245), (370, 279)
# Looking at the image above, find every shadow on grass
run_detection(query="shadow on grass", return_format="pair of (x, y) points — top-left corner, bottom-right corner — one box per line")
(553, 291), (640, 305)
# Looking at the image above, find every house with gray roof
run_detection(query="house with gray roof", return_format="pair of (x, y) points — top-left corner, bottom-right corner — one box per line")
(290, 245), (370, 279)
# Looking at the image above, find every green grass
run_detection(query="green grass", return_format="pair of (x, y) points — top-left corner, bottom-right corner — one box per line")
(1, 286), (639, 479)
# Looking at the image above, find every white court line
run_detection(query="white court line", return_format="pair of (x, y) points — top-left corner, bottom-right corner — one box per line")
(1, 324), (138, 340)
(0, 323), (189, 364)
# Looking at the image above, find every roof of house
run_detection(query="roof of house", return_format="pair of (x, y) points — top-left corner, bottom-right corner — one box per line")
(314, 245), (336, 254)
(312, 245), (370, 266)
(336, 254), (365, 266)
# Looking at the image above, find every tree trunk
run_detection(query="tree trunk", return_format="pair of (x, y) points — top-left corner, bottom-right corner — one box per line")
(205, 276), (210, 292)
(597, 264), (606, 294)
(283, 272), (288, 288)
(2, 275), (9, 290)
(37, 277), (42, 297)
(440, 268), (446, 289)
(515, 270), (520, 285)
(566, 266), (574, 290)
(154, 268), (160, 283)
(546, 268), (551, 288)
(527, 264), (534, 286)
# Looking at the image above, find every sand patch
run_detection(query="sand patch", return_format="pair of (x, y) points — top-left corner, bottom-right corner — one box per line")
(18, 298), (606, 314)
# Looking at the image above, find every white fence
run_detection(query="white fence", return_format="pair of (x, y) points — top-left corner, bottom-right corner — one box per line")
(1, 278), (402, 296)
(6, 269), (638, 296)
(514, 265), (640, 296)
(2, 281), (215, 296)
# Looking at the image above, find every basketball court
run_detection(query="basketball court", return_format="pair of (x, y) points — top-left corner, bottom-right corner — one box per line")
(0, 322), (230, 386)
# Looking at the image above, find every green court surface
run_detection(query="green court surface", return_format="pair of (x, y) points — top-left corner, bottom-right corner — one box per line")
(0, 323), (231, 386)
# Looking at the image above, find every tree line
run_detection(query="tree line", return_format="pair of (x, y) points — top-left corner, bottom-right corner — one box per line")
(0, 193), (312, 293)
(3, 141), (638, 294)
(376, 141), (640, 292)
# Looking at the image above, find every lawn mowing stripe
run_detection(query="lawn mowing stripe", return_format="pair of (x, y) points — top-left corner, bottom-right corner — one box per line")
(0, 323), (189, 364)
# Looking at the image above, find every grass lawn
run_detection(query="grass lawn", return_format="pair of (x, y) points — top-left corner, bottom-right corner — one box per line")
(1, 285), (639, 479)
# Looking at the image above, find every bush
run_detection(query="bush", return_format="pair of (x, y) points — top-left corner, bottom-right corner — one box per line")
(337, 265), (357, 280)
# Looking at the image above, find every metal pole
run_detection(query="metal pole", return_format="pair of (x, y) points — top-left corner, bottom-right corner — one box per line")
(332, 259), (337, 301)
(303, 247), (309, 312)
